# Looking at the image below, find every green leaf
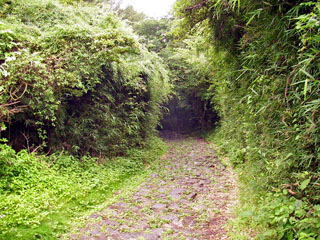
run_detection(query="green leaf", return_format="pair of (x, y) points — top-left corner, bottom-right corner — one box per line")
(304, 78), (308, 98)
(300, 69), (315, 80)
(0, 122), (6, 131)
(299, 178), (311, 190)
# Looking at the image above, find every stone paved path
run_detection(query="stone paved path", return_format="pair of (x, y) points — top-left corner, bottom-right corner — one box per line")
(70, 133), (237, 240)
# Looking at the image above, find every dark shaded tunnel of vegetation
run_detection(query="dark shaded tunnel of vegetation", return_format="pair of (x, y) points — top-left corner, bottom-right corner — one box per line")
(160, 96), (219, 133)
(0, 0), (319, 239)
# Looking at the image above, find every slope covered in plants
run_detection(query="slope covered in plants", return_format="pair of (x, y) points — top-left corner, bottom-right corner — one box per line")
(173, 0), (320, 239)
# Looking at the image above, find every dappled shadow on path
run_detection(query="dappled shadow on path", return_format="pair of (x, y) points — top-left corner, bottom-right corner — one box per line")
(70, 132), (237, 240)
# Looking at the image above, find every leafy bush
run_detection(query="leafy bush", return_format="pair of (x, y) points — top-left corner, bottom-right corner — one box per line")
(0, 0), (170, 156)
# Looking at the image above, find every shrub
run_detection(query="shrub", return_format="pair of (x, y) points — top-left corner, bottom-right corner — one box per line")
(0, 0), (170, 156)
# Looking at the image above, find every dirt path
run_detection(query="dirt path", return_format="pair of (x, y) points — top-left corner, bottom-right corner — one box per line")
(70, 133), (237, 240)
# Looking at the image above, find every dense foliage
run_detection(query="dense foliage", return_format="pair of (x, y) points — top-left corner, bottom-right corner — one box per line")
(0, 0), (170, 238)
(173, 0), (320, 239)
(134, 18), (218, 131)
(0, 137), (167, 239)
(0, 0), (170, 156)
(1, 0), (319, 238)
(164, 34), (219, 130)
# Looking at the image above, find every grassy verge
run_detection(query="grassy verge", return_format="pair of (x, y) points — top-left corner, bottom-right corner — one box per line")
(0, 137), (168, 240)
(206, 128), (320, 240)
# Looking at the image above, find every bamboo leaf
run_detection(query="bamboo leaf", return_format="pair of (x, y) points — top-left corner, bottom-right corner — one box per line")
(299, 178), (311, 190)
(300, 69), (315, 80)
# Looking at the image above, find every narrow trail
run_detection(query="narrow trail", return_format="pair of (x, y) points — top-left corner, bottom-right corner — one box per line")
(70, 132), (237, 240)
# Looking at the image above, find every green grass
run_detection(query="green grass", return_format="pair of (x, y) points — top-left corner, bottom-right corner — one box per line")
(0, 137), (168, 240)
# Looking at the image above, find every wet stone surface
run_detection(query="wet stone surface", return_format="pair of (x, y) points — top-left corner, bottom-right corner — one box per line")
(70, 133), (237, 240)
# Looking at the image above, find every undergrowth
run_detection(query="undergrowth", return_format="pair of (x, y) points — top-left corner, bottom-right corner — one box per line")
(175, 0), (320, 238)
(209, 129), (320, 240)
(0, 137), (167, 240)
